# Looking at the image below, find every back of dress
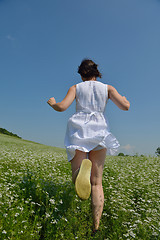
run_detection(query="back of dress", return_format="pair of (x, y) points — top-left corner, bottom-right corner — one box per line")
(65, 80), (120, 161)
(76, 81), (108, 113)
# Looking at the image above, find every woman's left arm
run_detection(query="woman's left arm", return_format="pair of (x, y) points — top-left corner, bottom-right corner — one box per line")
(47, 85), (76, 112)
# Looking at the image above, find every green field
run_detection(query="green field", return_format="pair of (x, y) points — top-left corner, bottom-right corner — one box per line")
(0, 134), (159, 239)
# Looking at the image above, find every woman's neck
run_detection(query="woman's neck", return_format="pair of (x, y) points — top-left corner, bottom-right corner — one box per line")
(81, 76), (97, 81)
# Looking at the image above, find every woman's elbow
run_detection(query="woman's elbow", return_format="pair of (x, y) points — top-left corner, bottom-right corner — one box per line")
(52, 102), (66, 112)
(59, 108), (66, 112)
(56, 108), (64, 112)
(57, 103), (67, 112)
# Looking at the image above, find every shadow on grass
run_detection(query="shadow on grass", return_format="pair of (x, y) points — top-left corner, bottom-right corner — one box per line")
(18, 170), (75, 239)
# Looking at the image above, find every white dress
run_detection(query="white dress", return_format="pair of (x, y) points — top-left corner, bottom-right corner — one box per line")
(64, 81), (120, 161)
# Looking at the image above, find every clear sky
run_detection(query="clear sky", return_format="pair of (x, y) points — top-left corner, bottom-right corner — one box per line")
(0, 0), (160, 156)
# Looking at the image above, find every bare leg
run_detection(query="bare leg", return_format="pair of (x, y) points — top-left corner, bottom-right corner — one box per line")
(70, 150), (87, 183)
(89, 148), (106, 230)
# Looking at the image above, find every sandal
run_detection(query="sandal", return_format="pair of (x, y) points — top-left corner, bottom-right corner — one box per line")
(75, 159), (92, 200)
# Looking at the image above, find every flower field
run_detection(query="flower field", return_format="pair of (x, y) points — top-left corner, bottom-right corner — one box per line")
(0, 134), (160, 239)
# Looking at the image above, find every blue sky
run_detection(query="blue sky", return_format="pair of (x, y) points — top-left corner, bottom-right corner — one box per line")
(0, 0), (160, 155)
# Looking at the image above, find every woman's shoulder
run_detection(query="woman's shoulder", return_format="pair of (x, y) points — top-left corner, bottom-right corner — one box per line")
(75, 81), (88, 90)
(76, 80), (107, 85)
(93, 81), (108, 90)
(76, 82), (84, 87)
(70, 84), (76, 89)
(96, 81), (108, 86)
(75, 81), (108, 90)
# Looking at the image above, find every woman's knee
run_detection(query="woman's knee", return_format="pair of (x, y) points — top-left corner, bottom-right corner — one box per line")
(91, 175), (102, 186)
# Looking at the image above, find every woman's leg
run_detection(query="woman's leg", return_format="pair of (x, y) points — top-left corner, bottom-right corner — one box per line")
(70, 150), (87, 183)
(89, 148), (106, 230)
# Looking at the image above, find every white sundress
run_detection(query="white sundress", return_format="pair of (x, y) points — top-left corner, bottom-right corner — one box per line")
(64, 81), (120, 161)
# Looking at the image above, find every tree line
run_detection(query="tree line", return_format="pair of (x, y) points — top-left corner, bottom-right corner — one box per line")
(0, 128), (21, 139)
(118, 147), (160, 157)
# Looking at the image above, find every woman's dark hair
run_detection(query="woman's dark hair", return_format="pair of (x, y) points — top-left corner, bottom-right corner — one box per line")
(78, 59), (102, 79)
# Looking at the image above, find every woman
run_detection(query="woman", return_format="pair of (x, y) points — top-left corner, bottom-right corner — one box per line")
(47, 59), (130, 232)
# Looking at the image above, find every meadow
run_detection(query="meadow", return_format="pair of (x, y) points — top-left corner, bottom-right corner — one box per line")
(0, 134), (160, 240)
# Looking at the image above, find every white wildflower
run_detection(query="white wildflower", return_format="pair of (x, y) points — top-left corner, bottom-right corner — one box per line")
(45, 213), (50, 218)
(51, 219), (57, 224)
(129, 231), (136, 238)
(49, 198), (55, 204)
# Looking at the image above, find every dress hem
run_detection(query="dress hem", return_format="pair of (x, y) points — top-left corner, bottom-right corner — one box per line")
(65, 139), (120, 162)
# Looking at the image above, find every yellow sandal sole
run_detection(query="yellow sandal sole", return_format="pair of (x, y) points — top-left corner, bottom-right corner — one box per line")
(75, 159), (92, 200)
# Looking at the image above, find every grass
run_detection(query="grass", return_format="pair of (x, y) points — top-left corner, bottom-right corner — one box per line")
(0, 133), (160, 239)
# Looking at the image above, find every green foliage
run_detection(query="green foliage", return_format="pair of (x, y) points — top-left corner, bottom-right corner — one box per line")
(155, 147), (160, 156)
(0, 127), (21, 138)
(118, 152), (125, 156)
(0, 134), (160, 239)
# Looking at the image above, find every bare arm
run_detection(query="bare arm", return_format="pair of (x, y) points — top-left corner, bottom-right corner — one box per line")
(47, 85), (76, 112)
(108, 85), (130, 110)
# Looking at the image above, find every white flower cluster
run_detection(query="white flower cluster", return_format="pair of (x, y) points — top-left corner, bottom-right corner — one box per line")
(103, 155), (160, 238)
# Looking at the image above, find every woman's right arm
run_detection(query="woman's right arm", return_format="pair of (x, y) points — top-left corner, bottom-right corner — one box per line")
(47, 85), (76, 112)
(108, 85), (130, 111)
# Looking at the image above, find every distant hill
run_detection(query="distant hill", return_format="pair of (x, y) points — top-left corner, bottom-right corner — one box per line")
(0, 128), (21, 139)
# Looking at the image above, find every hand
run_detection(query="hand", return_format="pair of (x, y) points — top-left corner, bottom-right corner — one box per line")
(47, 97), (56, 107)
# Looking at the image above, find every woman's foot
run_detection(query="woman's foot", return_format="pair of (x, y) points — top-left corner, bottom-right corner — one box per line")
(75, 159), (92, 200)
(91, 229), (101, 236)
